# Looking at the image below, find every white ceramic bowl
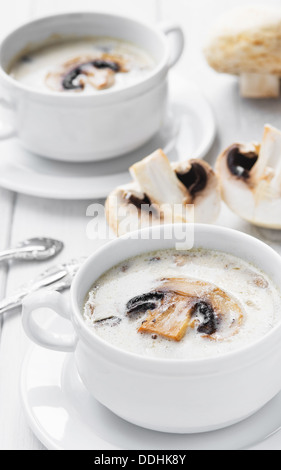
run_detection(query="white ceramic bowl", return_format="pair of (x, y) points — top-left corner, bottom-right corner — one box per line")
(0, 13), (184, 162)
(22, 224), (281, 433)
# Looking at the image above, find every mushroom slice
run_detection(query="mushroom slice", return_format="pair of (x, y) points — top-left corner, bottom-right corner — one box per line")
(126, 292), (165, 317)
(139, 294), (194, 342)
(216, 124), (281, 228)
(94, 317), (122, 327)
(203, 6), (281, 98)
(86, 67), (115, 90)
(45, 53), (128, 92)
(137, 277), (244, 342)
(171, 159), (221, 223)
(105, 149), (221, 236)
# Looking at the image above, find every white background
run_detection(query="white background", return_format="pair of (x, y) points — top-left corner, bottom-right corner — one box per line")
(1, 0), (281, 449)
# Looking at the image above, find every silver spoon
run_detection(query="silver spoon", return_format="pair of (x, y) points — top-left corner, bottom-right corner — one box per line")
(0, 258), (84, 316)
(0, 237), (64, 263)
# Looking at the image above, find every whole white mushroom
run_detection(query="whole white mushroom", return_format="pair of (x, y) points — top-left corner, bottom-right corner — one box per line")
(204, 6), (281, 98)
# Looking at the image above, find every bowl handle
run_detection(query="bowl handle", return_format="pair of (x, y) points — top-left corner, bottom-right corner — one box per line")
(22, 291), (77, 352)
(0, 97), (16, 140)
(159, 22), (185, 68)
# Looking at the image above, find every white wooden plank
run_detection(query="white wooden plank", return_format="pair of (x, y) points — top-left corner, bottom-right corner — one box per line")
(0, 190), (15, 302)
(0, 0), (35, 451)
(0, 0), (32, 307)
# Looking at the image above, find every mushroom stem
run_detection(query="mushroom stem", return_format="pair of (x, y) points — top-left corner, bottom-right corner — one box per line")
(240, 73), (280, 98)
(252, 125), (281, 192)
(129, 149), (187, 206)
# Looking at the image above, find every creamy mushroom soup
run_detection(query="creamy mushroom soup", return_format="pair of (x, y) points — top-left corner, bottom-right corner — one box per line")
(8, 37), (155, 93)
(83, 249), (281, 360)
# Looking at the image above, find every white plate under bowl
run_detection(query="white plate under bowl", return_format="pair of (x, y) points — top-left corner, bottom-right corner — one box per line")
(0, 73), (215, 200)
(21, 313), (281, 450)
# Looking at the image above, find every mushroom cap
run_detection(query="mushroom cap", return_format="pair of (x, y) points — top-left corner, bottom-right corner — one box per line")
(204, 6), (281, 75)
(216, 130), (281, 229)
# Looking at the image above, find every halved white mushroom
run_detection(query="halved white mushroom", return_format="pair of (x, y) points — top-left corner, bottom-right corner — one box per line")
(105, 149), (221, 236)
(45, 53), (128, 92)
(204, 7), (281, 98)
(216, 124), (281, 228)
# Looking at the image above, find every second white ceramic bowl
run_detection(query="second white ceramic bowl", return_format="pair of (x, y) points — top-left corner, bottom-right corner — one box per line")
(22, 224), (281, 433)
(0, 12), (184, 162)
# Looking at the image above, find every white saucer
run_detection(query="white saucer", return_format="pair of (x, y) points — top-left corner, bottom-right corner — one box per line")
(0, 73), (216, 200)
(21, 313), (281, 450)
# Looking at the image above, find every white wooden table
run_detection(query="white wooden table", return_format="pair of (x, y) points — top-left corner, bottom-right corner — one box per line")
(1, 0), (281, 450)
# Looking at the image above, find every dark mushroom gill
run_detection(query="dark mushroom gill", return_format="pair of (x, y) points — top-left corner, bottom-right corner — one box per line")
(62, 59), (121, 90)
(176, 162), (207, 197)
(124, 192), (152, 210)
(124, 191), (159, 218)
(226, 145), (258, 179)
(191, 301), (219, 335)
(126, 292), (165, 317)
